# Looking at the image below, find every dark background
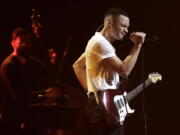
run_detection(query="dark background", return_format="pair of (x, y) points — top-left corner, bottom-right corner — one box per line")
(0, 0), (179, 135)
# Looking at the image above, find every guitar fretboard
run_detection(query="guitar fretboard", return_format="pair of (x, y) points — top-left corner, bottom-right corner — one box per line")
(126, 79), (152, 102)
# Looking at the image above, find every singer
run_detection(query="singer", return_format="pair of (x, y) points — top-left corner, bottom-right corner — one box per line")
(73, 8), (146, 135)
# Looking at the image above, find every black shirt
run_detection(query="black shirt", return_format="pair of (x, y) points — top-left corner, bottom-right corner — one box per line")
(0, 54), (50, 122)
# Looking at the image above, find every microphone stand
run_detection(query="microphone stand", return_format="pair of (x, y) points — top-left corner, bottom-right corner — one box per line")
(141, 45), (148, 135)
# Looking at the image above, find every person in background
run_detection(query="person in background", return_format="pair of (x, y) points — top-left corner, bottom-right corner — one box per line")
(0, 27), (50, 135)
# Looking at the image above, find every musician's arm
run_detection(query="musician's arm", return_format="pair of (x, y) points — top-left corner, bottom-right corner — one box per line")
(101, 32), (146, 77)
(73, 53), (87, 90)
(101, 45), (141, 77)
(0, 64), (17, 100)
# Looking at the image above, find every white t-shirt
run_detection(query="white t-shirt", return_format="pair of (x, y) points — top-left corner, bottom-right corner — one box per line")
(85, 32), (120, 93)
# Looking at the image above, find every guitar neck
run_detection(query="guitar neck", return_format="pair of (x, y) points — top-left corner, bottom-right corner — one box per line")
(126, 79), (152, 102)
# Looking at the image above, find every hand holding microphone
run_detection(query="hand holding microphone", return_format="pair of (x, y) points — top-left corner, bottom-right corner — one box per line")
(130, 32), (158, 48)
(130, 32), (146, 47)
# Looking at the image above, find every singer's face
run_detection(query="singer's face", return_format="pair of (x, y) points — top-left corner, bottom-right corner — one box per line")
(112, 15), (129, 40)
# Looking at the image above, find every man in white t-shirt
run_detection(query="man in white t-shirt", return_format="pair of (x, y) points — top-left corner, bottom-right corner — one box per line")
(73, 8), (146, 135)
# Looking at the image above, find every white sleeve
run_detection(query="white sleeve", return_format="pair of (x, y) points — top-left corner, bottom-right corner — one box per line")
(92, 41), (116, 60)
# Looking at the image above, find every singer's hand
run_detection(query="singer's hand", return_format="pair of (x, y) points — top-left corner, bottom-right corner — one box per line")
(130, 32), (146, 47)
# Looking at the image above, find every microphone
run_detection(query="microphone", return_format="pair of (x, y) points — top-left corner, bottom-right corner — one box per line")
(145, 35), (158, 42)
(128, 33), (158, 42)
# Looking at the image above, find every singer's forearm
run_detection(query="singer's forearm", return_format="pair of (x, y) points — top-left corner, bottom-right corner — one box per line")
(123, 44), (141, 75)
(73, 65), (87, 90)
(73, 53), (87, 90)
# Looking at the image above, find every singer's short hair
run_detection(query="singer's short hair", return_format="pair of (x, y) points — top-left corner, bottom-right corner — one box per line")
(105, 7), (128, 18)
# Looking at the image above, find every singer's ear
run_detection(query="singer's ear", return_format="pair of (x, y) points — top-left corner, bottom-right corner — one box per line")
(108, 18), (113, 25)
(104, 16), (113, 26)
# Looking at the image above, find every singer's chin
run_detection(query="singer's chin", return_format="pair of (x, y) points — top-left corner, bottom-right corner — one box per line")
(119, 35), (125, 40)
(116, 34), (122, 40)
